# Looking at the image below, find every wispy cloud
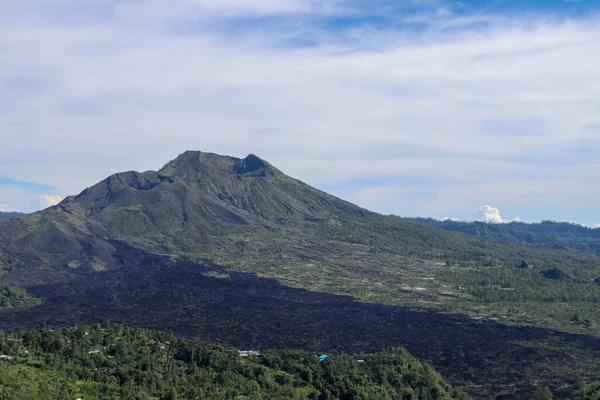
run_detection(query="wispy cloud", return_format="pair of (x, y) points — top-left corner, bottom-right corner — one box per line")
(0, 0), (599, 221)
(39, 194), (63, 209)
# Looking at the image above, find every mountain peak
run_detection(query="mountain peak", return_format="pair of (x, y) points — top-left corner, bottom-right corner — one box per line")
(160, 151), (282, 179)
(160, 150), (236, 171)
(233, 154), (282, 177)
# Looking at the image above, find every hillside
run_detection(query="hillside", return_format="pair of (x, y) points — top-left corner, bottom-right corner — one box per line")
(2, 151), (600, 398)
(0, 325), (467, 400)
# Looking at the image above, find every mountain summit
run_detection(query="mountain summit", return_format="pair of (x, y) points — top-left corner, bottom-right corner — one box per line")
(160, 151), (283, 179)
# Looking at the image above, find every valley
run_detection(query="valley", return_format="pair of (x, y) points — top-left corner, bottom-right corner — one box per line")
(0, 244), (599, 399)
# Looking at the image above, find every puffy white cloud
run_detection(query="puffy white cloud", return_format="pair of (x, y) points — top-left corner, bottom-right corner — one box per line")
(478, 205), (520, 224)
(39, 195), (63, 209)
(479, 205), (504, 223)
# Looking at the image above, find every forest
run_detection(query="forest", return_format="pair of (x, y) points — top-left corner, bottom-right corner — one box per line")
(0, 325), (468, 400)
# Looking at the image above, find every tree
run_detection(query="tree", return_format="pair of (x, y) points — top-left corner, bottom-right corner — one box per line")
(534, 386), (553, 400)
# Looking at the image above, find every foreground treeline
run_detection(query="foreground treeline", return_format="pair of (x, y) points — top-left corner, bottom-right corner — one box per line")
(0, 325), (468, 400)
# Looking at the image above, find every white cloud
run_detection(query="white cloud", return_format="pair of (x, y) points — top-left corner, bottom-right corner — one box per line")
(0, 2), (598, 221)
(478, 205), (520, 224)
(440, 217), (460, 222)
(479, 205), (504, 223)
(39, 195), (63, 209)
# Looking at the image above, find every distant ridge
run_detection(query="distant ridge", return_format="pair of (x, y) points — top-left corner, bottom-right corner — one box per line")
(0, 211), (24, 221)
(402, 217), (600, 256)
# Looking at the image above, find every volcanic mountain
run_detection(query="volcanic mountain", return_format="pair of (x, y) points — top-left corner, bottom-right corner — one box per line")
(2, 151), (600, 399)
(0, 151), (458, 283)
(0, 150), (595, 286)
(0, 152), (353, 277)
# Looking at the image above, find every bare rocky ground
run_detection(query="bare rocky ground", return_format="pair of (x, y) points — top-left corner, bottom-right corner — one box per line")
(1, 245), (599, 400)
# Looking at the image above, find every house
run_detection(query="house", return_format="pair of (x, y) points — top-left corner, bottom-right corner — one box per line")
(65, 338), (72, 344)
(0, 355), (13, 360)
(238, 350), (261, 357)
(84, 331), (90, 336)
(19, 348), (29, 354)
(89, 350), (101, 354)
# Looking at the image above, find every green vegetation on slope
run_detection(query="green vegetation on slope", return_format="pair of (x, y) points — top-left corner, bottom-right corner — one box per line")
(573, 382), (600, 400)
(0, 325), (467, 400)
(0, 284), (42, 308)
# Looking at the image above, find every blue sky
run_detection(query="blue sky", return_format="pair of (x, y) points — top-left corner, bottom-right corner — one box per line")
(0, 0), (599, 227)
(0, 178), (61, 211)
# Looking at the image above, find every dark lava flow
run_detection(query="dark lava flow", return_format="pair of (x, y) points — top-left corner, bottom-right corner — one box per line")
(1, 248), (599, 399)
